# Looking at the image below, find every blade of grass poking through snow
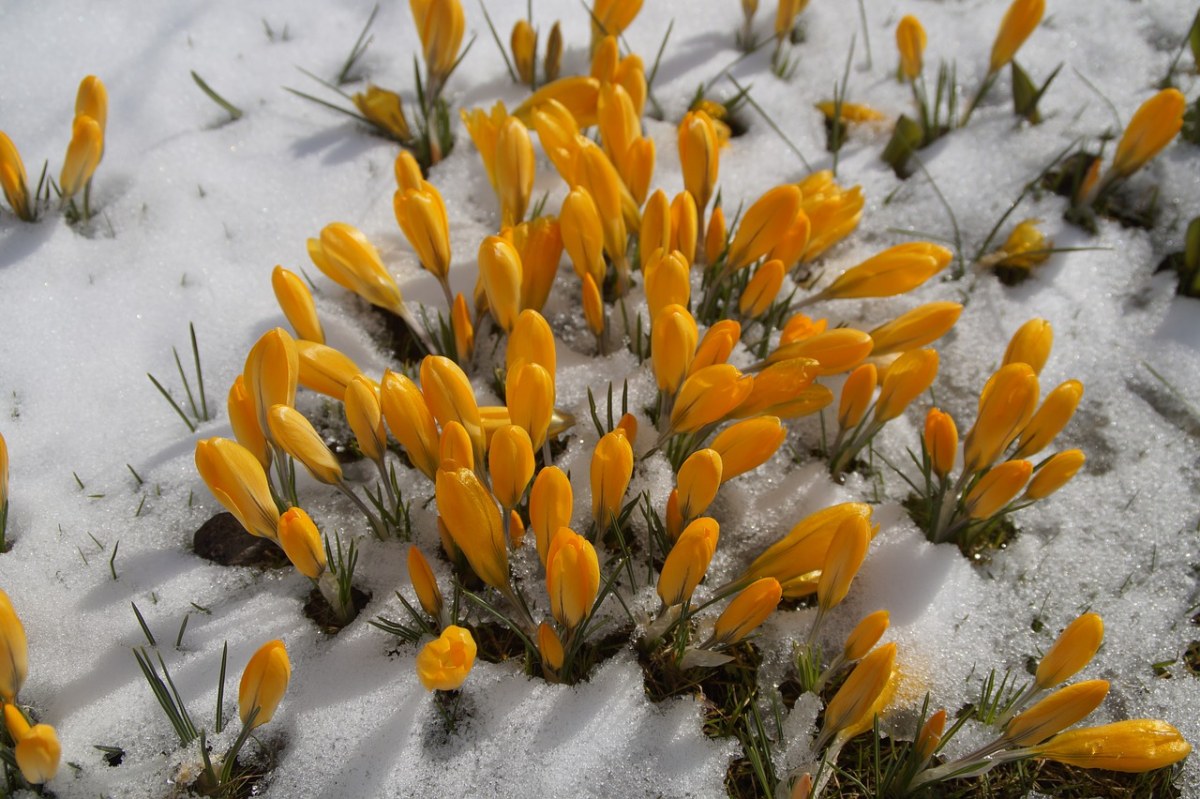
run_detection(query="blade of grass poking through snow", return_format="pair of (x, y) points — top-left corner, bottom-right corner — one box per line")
(1143, 362), (1200, 422)
(337, 3), (378, 84)
(1070, 67), (1122, 130)
(727, 76), (813, 171)
(829, 35), (857, 175)
(132, 602), (156, 646)
(214, 642), (228, 733)
(910, 154), (964, 277)
(856, 0), (871, 69)
(190, 71), (243, 121)
(147, 372), (196, 432)
(477, 2), (518, 82)
(644, 19), (674, 119)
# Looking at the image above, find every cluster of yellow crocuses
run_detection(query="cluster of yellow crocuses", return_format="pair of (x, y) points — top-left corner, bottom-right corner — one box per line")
(0, 75), (106, 223)
(0, 589), (61, 787)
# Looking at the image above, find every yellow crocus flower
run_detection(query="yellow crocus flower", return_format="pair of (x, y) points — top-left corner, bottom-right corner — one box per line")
(0, 587), (28, 702)
(394, 187), (452, 281)
(194, 438), (280, 540)
(1036, 612), (1104, 690)
(1031, 720), (1193, 773)
(739, 259), (786, 318)
(510, 216), (564, 313)
(711, 577), (782, 646)
(1109, 89), (1187, 180)
(271, 266), (324, 344)
(1003, 680), (1109, 747)
(530, 466), (573, 567)
(591, 430), (634, 528)
(868, 302), (962, 357)
(817, 242), (952, 301)
(769, 328), (874, 376)
(873, 349), (939, 423)
(1014, 379), (1083, 458)
(677, 449), (722, 519)
(511, 19), (537, 85)
(238, 639), (291, 728)
(844, 610), (889, 661)
(838, 363), (878, 430)
(710, 416), (786, 481)
(352, 85), (412, 141)
(489, 425), (535, 510)
(640, 190), (671, 271)
(963, 363), (1039, 473)
(1024, 449), (1085, 500)
(669, 191), (699, 266)
(267, 405), (343, 485)
(440, 420), (475, 471)
(381, 370), (441, 480)
(678, 110), (719, 215)
(923, 408), (958, 478)
(421, 356), (485, 462)
(345, 375), (386, 463)
(496, 117), (535, 227)
(988, 0), (1045, 74)
(690, 320), (741, 375)
(59, 114), (102, 201)
(561, 187), (606, 286)
(740, 503), (873, 585)
(411, 0), (465, 88)
(507, 309), (558, 378)
(644, 248), (691, 323)
(819, 643), (896, 746)
(651, 304), (699, 394)
(728, 187), (806, 273)
(0, 131), (32, 221)
(408, 545), (444, 618)
(417, 625), (477, 691)
(277, 507), (327, 580)
(538, 621), (565, 671)
(546, 527), (601, 629)
(896, 15), (926, 81)
(816, 515), (870, 612)
(4, 705), (59, 785)
(1002, 318), (1053, 376)
(244, 327), (300, 436)
(435, 465), (509, 591)
(506, 361), (555, 452)
(658, 517), (719, 607)
(307, 222), (406, 316)
(965, 459), (1032, 519)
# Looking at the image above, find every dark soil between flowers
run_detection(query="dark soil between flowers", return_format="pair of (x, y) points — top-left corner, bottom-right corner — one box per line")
(303, 586), (372, 634)
(188, 734), (286, 799)
(193, 513), (288, 569)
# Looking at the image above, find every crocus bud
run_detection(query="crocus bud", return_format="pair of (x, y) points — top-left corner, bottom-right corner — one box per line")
(591, 430), (634, 528)
(742, 503), (873, 584)
(896, 15), (926, 80)
(916, 709), (947, 762)
(489, 425), (535, 509)
(873, 349), (939, 423)
(512, 216), (564, 313)
(690, 320), (741, 374)
(508, 309), (557, 377)
(561, 188), (606, 285)
(988, 0), (1045, 74)
(511, 19), (537, 85)
(770, 328), (874, 376)
(838, 363), (878, 430)
(583, 272), (606, 338)
(844, 610), (890, 661)
(710, 417), (786, 481)
(818, 243), (952, 300)
(0, 132), (32, 221)
(4, 706), (59, 785)
(294, 340), (360, 400)
(506, 361), (555, 451)
(727, 187), (803, 271)
(640, 190), (671, 271)
(669, 191), (699, 265)
(0, 588), (28, 702)
(195, 438), (280, 540)
(277, 507), (327, 579)
(965, 459), (1032, 519)
(436, 465), (509, 591)
(821, 643), (896, 743)
(381, 370), (441, 480)
(598, 83), (638, 168)
(244, 327), (300, 436)
(307, 222), (406, 316)
(546, 528), (601, 629)
(412, 0), (466, 85)
(1031, 720), (1193, 773)
(439, 420), (475, 471)
(790, 773), (813, 799)
(538, 621), (565, 671)
(1036, 613), (1104, 690)
(228, 376), (270, 470)
(590, 0), (642, 47)
(267, 405), (343, 485)
(1024, 449), (1085, 500)
(800, 177), (864, 263)
(711, 577), (782, 646)
(651, 305), (699, 394)
(1109, 89), (1187, 179)
(345, 376), (386, 463)
(354, 85), (412, 141)
(516, 76), (601, 129)
(544, 22), (563, 82)
(678, 110), (719, 213)
(394, 187), (452, 280)
(677, 449), (723, 519)
(1004, 680), (1109, 747)
(452, 293), (475, 363)
(421, 356), (485, 463)
(868, 302), (962, 357)
(75, 75), (108, 134)
(780, 313), (826, 345)
(1003, 318), (1053, 376)
(704, 205), (727, 265)
(479, 235), (524, 332)
(767, 210), (812, 271)
(1014, 380), (1083, 458)
(591, 34), (619, 82)
(416, 625), (477, 691)
(496, 118), (535, 227)
(658, 518), (720, 607)
(530, 466), (573, 566)
(408, 545), (443, 618)
(239, 640), (291, 728)
(817, 515), (871, 612)
(739, 259), (786, 318)
(923, 408), (958, 478)
(671, 365), (754, 433)
(271, 266), (324, 344)
(395, 150), (424, 192)
(644, 249), (691, 323)
(735, 358), (821, 419)
(963, 364), (1039, 473)
(59, 115), (103, 200)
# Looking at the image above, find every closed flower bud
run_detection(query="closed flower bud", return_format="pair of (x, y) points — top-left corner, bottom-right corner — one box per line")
(766, 209), (812, 271)
(508, 309), (558, 378)
(195, 438), (280, 540)
(710, 416), (786, 481)
(546, 528), (601, 629)
(268, 405), (343, 485)
(452, 292), (475, 363)
(1004, 680), (1109, 747)
(573, 140), (630, 264)
(993, 219), (1052, 271)
(780, 313), (827, 345)
(704, 205), (727, 265)
(244, 327), (300, 436)
(822, 643), (896, 742)
(1003, 318), (1053, 376)
(591, 430), (634, 527)
(896, 15), (926, 80)
(873, 349), (939, 423)
(1031, 720), (1193, 773)
(640, 190), (671, 271)
(408, 545), (444, 618)
(1036, 612), (1104, 690)
(644, 249), (691, 323)
(817, 515), (871, 612)
(4, 706), (59, 785)
(512, 217), (564, 313)
(416, 625), (477, 691)
(677, 449), (723, 519)
(544, 22), (564, 82)
(461, 102), (507, 189)
(711, 577), (782, 646)
(739, 259), (786, 318)
(436, 465), (509, 591)
(277, 507), (327, 579)
(1025, 449), (1085, 500)
(59, 114), (103, 200)
(506, 361), (555, 451)
(76, 75), (108, 134)
(1014, 380), (1083, 458)
(421, 356), (485, 463)
(965, 459), (1032, 519)
(0, 588), (28, 702)
(590, 0), (642, 47)
(963, 363), (1039, 473)
(818, 243), (952, 301)
(508, 510), (526, 548)
(228, 376), (270, 471)
(669, 191), (699, 266)
(530, 466), (573, 566)
(239, 639), (291, 728)
(658, 518), (720, 606)
(742, 503), (873, 584)
(924, 408), (958, 478)
(800, 177), (864, 263)
(838, 363), (878, 430)
(395, 150), (424, 193)
(989, 0), (1045, 74)
(496, 118), (535, 227)
(690, 320), (741, 374)
(0, 132), (32, 221)
(381, 370), (441, 480)
(598, 83), (639, 170)
(294, 340), (360, 400)
(734, 357), (819, 419)
(916, 708), (947, 762)
(271, 266), (324, 344)
(511, 19), (537, 85)
(651, 305), (699, 394)
(412, 0), (465, 84)
(538, 621), (565, 670)
(307, 222), (406, 316)
(561, 187), (606, 285)
(479, 235), (524, 332)
(353, 85), (412, 141)
(489, 425), (535, 509)
(515, 76), (601, 129)
(678, 110), (719, 213)
(728, 186), (803, 271)
(844, 610), (890, 661)
(439, 420), (475, 471)
(1110, 89), (1187, 179)
(671, 365), (754, 433)
(590, 34), (620, 82)
(394, 187), (452, 280)
(868, 302), (962, 358)
(770, 328), (874, 376)
(345, 376), (386, 462)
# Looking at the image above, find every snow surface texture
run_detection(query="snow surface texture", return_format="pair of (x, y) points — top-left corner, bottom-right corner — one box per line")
(1, 0), (1198, 797)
